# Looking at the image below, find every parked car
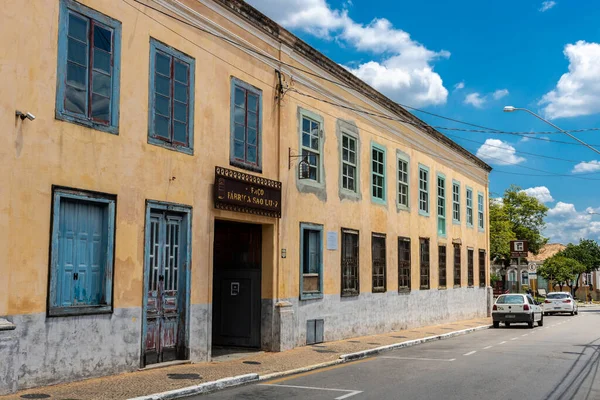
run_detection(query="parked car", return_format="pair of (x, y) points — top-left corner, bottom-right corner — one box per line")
(543, 292), (578, 316)
(492, 294), (543, 328)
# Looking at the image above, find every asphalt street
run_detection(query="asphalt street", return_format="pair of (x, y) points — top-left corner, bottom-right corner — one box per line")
(197, 307), (600, 400)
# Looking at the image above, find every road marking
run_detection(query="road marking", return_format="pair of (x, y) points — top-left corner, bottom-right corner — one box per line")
(499, 341), (507, 344)
(259, 384), (362, 399)
(265, 358), (373, 384)
(483, 346), (493, 350)
(521, 334), (528, 337)
(511, 337), (518, 340)
(381, 356), (455, 362)
(464, 351), (477, 356)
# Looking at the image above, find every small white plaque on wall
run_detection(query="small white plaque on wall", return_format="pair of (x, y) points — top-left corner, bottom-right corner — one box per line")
(326, 231), (338, 250)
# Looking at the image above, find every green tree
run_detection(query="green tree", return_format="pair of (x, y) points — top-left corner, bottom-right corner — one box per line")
(489, 199), (516, 262)
(490, 185), (549, 267)
(559, 239), (600, 295)
(538, 255), (585, 292)
(502, 185), (549, 255)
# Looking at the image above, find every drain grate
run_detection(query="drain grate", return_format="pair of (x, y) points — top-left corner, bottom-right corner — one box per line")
(167, 373), (202, 380)
(242, 361), (261, 365)
(391, 335), (407, 338)
(21, 395), (51, 399)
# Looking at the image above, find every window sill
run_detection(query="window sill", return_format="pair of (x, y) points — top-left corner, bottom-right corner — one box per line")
(300, 292), (323, 301)
(478, 228), (485, 233)
(148, 137), (193, 155)
(372, 289), (387, 294)
(230, 159), (262, 174)
(418, 210), (430, 217)
(453, 284), (461, 289)
(467, 285), (475, 289)
(396, 204), (410, 213)
(48, 305), (112, 317)
(466, 224), (474, 229)
(398, 288), (411, 294)
(479, 284), (486, 288)
(341, 291), (360, 298)
(438, 286), (447, 290)
(452, 220), (461, 226)
(371, 197), (387, 206)
(56, 110), (118, 135)
(420, 286), (430, 290)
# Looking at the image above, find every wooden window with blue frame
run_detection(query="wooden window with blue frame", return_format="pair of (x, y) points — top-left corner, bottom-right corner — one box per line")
(437, 173), (446, 236)
(56, 0), (122, 134)
(466, 187), (474, 227)
(478, 191), (485, 231)
(452, 180), (461, 224)
(148, 38), (195, 154)
(372, 233), (387, 293)
(230, 77), (262, 171)
(300, 223), (323, 300)
(371, 143), (386, 204)
(48, 187), (116, 316)
(418, 164), (430, 216)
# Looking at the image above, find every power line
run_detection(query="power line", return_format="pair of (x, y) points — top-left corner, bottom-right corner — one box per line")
(129, 0), (600, 137)
(124, 0), (600, 181)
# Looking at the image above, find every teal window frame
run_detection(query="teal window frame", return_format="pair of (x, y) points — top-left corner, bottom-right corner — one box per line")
(55, 0), (122, 134)
(370, 142), (386, 205)
(340, 132), (359, 194)
(148, 38), (195, 155)
(299, 108), (324, 185)
(230, 77), (262, 171)
(466, 187), (474, 228)
(418, 164), (430, 216)
(478, 192), (485, 231)
(48, 186), (116, 317)
(300, 223), (324, 300)
(396, 150), (410, 211)
(452, 180), (461, 224)
(437, 173), (446, 237)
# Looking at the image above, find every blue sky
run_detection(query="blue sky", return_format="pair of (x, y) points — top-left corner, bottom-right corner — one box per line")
(247, 0), (600, 244)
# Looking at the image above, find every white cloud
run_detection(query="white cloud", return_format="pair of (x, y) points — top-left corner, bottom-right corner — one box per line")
(572, 160), (600, 174)
(521, 186), (554, 203)
(246, 0), (450, 107)
(539, 41), (600, 119)
(475, 139), (526, 165)
(493, 89), (509, 100)
(454, 81), (465, 91)
(539, 1), (557, 12)
(544, 201), (600, 244)
(464, 92), (486, 108)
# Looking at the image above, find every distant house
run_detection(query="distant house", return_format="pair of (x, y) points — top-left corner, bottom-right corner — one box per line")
(492, 243), (566, 293)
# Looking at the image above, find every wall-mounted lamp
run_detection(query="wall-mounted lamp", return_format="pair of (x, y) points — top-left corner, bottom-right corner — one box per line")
(16, 110), (36, 121)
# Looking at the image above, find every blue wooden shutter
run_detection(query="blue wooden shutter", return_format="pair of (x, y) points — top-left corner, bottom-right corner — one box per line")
(58, 199), (107, 307)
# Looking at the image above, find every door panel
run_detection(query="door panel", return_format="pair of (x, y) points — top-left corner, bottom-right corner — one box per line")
(144, 211), (186, 366)
(212, 221), (262, 348)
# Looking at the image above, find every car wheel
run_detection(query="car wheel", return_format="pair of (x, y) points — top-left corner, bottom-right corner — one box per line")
(505, 322), (511, 328)
(493, 321), (499, 328)
(538, 315), (544, 327)
(571, 310), (575, 316)
(544, 312), (548, 316)
(575, 310), (578, 315)
(528, 317), (534, 329)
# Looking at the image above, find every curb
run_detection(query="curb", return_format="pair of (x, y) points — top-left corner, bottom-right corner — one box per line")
(134, 324), (491, 399)
(340, 324), (491, 361)
(128, 373), (258, 400)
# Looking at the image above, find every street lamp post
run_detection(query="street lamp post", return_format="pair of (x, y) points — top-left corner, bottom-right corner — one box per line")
(503, 106), (600, 156)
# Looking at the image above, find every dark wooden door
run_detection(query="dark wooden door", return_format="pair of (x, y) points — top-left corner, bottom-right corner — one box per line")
(212, 221), (261, 348)
(144, 212), (185, 365)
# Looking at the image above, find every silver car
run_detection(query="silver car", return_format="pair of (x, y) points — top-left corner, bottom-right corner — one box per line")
(543, 292), (578, 316)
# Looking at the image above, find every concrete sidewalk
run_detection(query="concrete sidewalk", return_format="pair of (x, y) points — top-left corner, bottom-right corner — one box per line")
(3, 316), (491, 400)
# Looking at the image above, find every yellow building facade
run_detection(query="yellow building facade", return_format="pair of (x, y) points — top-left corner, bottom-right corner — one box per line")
(0, 0), (490, 394)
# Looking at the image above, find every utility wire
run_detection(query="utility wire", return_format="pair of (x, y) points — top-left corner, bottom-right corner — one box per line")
(129, 0), (600, 137)
(124, 0), (600, 181)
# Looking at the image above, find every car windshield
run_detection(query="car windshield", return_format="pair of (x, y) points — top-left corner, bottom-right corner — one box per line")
(496, 295), (524, 304)
(547, 293), (570, 299)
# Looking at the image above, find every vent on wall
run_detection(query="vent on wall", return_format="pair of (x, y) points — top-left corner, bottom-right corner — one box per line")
(306, 319), (324, 345)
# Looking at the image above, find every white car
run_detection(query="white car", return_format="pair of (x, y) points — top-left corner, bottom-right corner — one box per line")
(492, 294), (543, 329)
(543, 292), (578, 316)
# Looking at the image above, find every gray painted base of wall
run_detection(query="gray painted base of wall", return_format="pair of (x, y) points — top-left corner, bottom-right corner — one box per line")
(0, 305), (211, 395)
(277, 287), (488, 349)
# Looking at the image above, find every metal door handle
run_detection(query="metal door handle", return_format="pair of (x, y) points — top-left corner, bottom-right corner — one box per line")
(73, 273), (79, 280)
